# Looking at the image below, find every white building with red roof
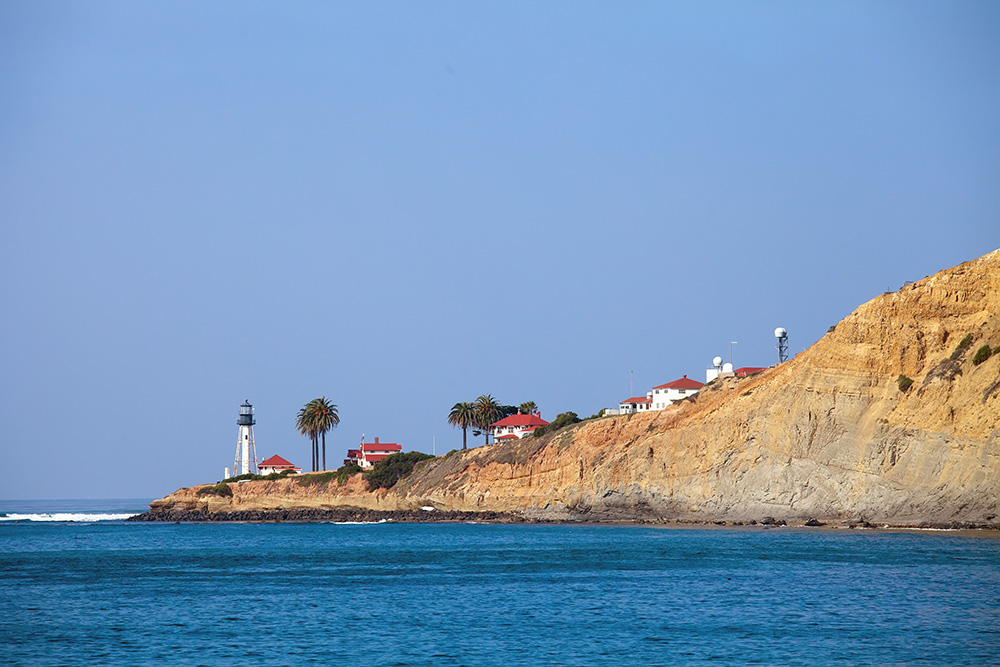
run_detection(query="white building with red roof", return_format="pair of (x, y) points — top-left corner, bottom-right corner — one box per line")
(491, 412), (550, 440)
(344, 437), (403, 468)
(258, 454), (302, 476)
(619, 375), (704, 414)
(618, 396), (653, 414)
(649, 375), (704, 410)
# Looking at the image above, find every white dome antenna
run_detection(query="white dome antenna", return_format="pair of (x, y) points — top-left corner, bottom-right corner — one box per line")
(712, 356), (723, 369)
(775, 327), (789, 363)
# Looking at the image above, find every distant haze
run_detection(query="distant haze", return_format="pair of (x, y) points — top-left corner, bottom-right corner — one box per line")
(1, 2), (997, 499)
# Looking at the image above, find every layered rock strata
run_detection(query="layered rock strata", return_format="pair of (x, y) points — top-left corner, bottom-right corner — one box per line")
(149, 250), (1000, 524)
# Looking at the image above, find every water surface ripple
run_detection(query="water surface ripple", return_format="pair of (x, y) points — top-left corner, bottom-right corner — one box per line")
(2, 522), (998, 666)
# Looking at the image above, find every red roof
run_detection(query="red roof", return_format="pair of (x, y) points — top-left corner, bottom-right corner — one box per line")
(735, 367), (768, 377)
(346, 449), (360, 458)
(652, 375), (704, 390)
(364, 453), (392, 463)
(620, 396), (652, 404)
(360, 441), (401, 452)
(496, 434), (519, 440)
(491, 413), (550, 428)
(259, 454), (296, 468)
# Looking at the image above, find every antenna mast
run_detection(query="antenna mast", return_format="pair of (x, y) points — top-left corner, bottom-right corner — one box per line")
(775, 327), (789, 364)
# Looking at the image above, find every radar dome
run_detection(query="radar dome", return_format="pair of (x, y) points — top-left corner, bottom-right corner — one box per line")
(712, 356), (723, 368)
(722, 362), (734, 373)
(775, 327), (787, 339)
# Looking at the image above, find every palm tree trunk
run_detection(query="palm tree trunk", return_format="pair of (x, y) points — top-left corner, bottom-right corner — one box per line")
(462, 427), (467, 450)
(322, 431), (326, 471)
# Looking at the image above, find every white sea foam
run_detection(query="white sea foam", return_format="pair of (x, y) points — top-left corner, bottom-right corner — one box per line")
(0, 512), (136, 522)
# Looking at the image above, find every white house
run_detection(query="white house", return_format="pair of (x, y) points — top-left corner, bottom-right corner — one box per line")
(344, 437), (402, 468)
(649, 375), (704, 410)
(258, 454), (301, 476)
(618, 396), (653, 414)
(491, 412), (550, 440)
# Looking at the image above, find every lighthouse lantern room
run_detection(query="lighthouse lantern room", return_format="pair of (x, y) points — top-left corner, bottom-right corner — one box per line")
(234, 400), (258, 476)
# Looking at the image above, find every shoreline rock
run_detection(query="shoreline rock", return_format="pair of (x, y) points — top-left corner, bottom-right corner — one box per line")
(126, 508), (1000, 531)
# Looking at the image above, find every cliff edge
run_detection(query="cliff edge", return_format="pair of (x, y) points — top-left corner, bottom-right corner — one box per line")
(152, 250), (1000, 523)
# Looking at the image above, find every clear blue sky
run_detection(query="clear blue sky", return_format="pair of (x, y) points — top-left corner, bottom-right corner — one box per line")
(2, 2), (997, 499)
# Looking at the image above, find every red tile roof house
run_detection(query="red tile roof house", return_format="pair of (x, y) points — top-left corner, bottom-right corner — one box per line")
(649, 375), (704, 410)
(491, 412), (550, 440)
(734, 366), (768, 378)
(344, 437), (402, 468)
(258, 454), (302, 476)
(618, 396), (653, 414)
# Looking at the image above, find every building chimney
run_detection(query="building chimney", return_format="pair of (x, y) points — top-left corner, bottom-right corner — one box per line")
(374, 436), (379, 444)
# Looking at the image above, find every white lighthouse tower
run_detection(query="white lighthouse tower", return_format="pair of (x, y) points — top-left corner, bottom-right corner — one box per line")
(234, 400), (258, 476)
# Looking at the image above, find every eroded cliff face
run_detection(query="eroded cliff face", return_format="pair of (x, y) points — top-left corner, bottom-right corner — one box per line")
(153, 250), (1000, 523)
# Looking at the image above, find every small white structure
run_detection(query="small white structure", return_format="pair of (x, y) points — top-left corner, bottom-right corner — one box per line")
(234, 400), (258, 476)
(345, 437), (402, 468)
(707, 356), (725, 383)
(492, 412), (550, 440)
(258, 454), (301, 476)
(619, 396), (653, 414)
(650, 375), (704, 409)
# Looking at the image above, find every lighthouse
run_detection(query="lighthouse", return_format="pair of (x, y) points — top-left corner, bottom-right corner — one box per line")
(234, 400), (258, 476)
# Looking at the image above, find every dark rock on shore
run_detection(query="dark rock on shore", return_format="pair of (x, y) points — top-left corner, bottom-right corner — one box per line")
(126, 507), (542, 524)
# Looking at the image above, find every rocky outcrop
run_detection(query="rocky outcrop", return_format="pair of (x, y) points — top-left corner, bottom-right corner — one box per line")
(150, 250), (1000, 524)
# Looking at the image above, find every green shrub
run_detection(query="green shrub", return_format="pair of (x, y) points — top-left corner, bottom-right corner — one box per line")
(197, 482), (232, 497)
(972, 345), (992, 366)
(533, 411), (581, 438)
(363, 452), (436, 490)
(223, 470), (294, 483)
(336, 462), (362, 486)
(951, 334), (974, 360)
(897, 374), (914, 392)
(296, 471), (338, 487)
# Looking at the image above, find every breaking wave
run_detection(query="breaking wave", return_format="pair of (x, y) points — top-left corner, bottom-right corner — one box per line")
(0, 512), (137, 522)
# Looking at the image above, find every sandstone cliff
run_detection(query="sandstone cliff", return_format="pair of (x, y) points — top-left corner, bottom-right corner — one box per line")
(152, 250), (1000, 523)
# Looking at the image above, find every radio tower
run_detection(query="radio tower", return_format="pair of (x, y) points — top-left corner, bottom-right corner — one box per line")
(234, 400), (258, 475)
(775, 327), (789, 364)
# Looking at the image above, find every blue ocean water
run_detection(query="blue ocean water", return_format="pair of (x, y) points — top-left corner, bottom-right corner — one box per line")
(1, 502), (998, 666)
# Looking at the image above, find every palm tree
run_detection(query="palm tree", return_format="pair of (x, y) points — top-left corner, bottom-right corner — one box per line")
(296, 400), (319, 471)
(473, 394), (504, 446)
(312, 396), (339, 471)
(296, 397), (340, 471)
(448, 402), (476, 450)
(519, 401), (538, 415)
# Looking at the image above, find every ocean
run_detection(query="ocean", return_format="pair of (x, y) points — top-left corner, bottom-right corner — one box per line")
(1, 500), (998, 666)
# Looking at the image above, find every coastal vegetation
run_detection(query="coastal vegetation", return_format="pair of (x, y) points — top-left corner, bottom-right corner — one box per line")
(532, 411), (581, 437)
(449, 395), (542, 447)
(447, 402), (476, 450)
(473, 394), (504, 445)
(951, 333), (974, 360)
(296, 397), (339, 472)
(972, 344), (993, 366)
(197, 482), (233, 497)
(223, 470), (296, 483)
(897, 374), (914, 392)
(295, 471), (338, 487)
(336, 462), (362, 485)
(363, 451), (436, 490)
